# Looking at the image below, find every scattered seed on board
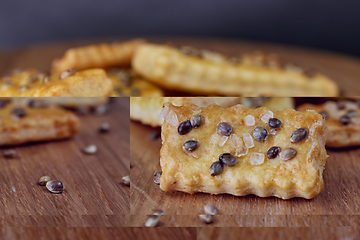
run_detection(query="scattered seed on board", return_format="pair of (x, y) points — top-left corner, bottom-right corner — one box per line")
(190, 114), (204, 128)
(183, 140), (199, 152)
(280, 148), (297, 160)
(217, 122), (232, 136)
(153, 171), (162, 185)
(267, 146), (281, 159)
(2, 149), (17, 158)
(253, 126), (268, 142)
(290, 128), (308, 143)
(149, 131), (160, 140)
(99, 122), (110, 133)
(268, 118), (282, 129)
(38, 176), (52, 186)
(219, 153), (237, 166)
(152, 209), (165, 215)
(59, 69), (77, 80)
(122, 175), (130, 186)
(204, 204), (219, 215)
(12, 107), (26, 118)
(82, 145), (97, 154)
(46, 180), (64, 194)
(178, 120), (192, 135)
(339, 115), (351, 125)
(145, 215), (159, 227)
(210, 161), (223, 176)
(199, 214), (213, 224)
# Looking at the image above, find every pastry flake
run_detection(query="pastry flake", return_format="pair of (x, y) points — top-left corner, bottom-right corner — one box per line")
(159, 103), (328, 199)
(0, 99), (80, 146)
(132, 43), (339, 97)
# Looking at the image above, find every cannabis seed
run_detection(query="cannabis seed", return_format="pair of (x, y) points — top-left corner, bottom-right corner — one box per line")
(149, 131), (160, 140)
(183, 140), (199, 152)
(268, 118), (282, 129)
(199, 214), (213, 224)
(252, 126), (268, 142)
(178, 120), (192, 135)
(145, 215), (159, 227)
(11, 107), (26, 118)
(131, 88), (140, 96)
(38, 176), (52, 186)
(346, 110), (357, 118)
(95, 105), (109, 115)
(46, 180), (64, 194)
(219, 153), (237, 166)
(2, 149), (17, 158)
(267, 146), (281, 159)
(210, 161), (223, 176)
(152, 209), (164, 215)
(153, 171), (162, 185)
(217, 122), (232, 136)
(338, 101), (346, 110)
(190, 114), (203, 128)
(122, 175), (130, 186)
(339, 115), (351, 125)
(28, 100), (48, 108)
(82, 145), (97, 154)
(59, 69), (77, 80)
(98, 122), (110, 133)
(319, 111), (329, 119)
(280, 148), (297, 160)
(204, 204), (219, 215)
(290, 128), (308, 143)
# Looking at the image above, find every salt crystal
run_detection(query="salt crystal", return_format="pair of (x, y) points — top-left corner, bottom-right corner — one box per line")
(235, 146), (248, 157)
(245, 115), (255, 126)
(250, 153), (265, 165)
(219, 136), (228, 147)
(324, 101), (338, 117)
(243, 133), (254, 148)
(230, 134), (243, 148)
(159, 105), (169, 118)
(261, 111), (273, 123)
(166, 111), (179, 126)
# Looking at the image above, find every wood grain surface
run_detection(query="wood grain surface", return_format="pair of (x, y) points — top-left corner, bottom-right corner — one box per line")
(0, 37), (360, 96)
(1, 98), (130, 227)
(130, 98), (360, 227)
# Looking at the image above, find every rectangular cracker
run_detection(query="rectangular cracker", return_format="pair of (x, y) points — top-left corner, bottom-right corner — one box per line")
(159, 103), (328, 199)
(0, 99), (80, 146)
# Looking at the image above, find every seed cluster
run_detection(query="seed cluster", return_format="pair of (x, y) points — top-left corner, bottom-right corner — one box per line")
(322, 101), (359, 125)
(178, 115), (204, 156)
(37, 175), (64, 194)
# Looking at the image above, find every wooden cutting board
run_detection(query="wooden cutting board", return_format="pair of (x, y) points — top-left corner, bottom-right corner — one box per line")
(0, 37), (360, 96)
(0, 98), (130, 227)
(130, 98), (360, 227)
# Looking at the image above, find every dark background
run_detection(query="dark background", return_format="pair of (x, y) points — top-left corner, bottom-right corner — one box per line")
(0, 0), (358, 56)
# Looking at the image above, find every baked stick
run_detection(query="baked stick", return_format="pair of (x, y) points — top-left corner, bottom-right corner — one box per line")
(0, 69), (113, 97)
(0, 99), (80, 146)
(132, 44), (339, 97)
(159, 103), (328, 199)
(52, 39), (146, 73)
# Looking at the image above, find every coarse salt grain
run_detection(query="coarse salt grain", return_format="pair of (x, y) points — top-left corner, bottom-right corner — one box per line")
(243, 133), (254, 148)
(261, 111), (273, 123)
(159, 105), (169, 118)
(250, 153), (265, 165)
(166, 111), (179, 126)
(345, 101), (358, 110)
(324, 101), (338, 117)
(245, 115), (255, 126)
(270, 129), (276, 135)
(235, 146), (248, 157)
(219, 136), (229, 146)
(230, 134), (243, 148)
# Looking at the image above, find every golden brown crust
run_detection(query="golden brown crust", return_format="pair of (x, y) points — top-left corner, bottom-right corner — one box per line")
(132, 43), (339, 97)
(52, 39), (146, 73)
(160, 103), (328, 199)
(0, 69), (113, 97)
(0, 99), (80, 146)
(130, 97), (294, 127)
(298, 101), (360, 148)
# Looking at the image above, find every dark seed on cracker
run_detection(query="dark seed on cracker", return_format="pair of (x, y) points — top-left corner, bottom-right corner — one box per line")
(178, 120), (192, 135)
(219, 153), (237, 166)
(253, 126), (268, 142)
(217, 122), (232, 136)
(290, 128), (308, 143)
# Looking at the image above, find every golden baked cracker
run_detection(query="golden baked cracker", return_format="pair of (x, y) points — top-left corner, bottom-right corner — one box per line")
(159, 103), (328, 199)
(52, 39), (146, 73)
(130, 97), (294, 127)
(0, 68), (113, 97)
(298, 100), (360, 148)
(132, 44), (339, 97)
(107, 69), (164, 97)
(130, 97), (242, 127)
(0, 99), (80, 146)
